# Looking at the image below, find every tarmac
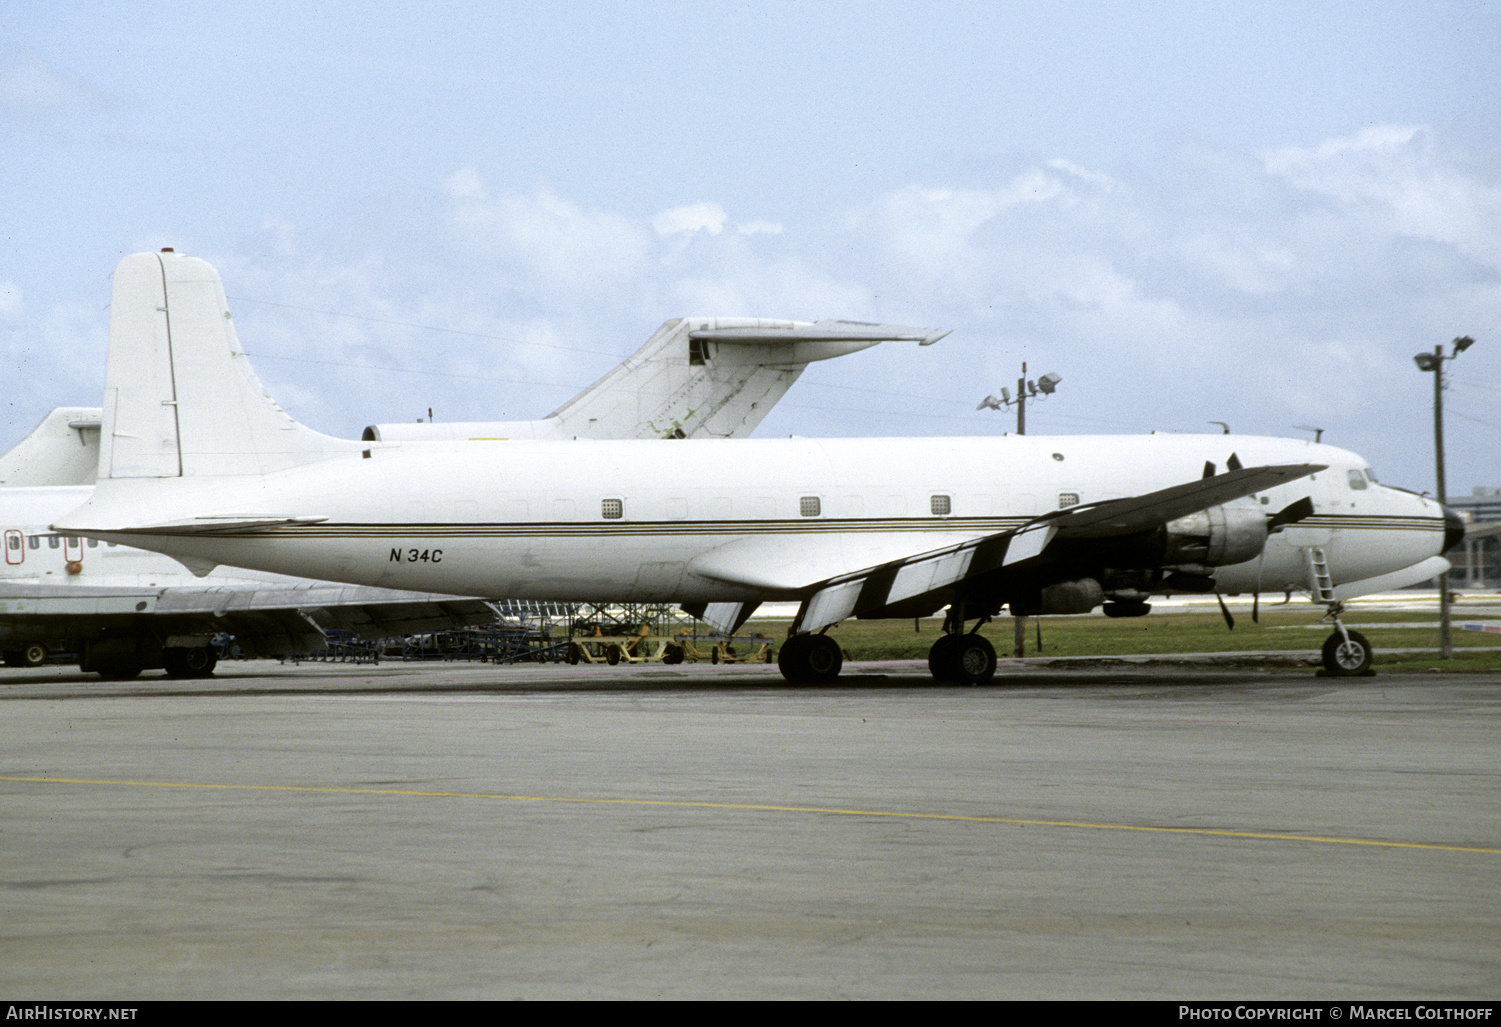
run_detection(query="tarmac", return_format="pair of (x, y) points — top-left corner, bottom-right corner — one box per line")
(3, 654), (1499, 1000)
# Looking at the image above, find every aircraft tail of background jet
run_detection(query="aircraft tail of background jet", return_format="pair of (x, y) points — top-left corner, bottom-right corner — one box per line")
(99, 250), (363, 481)
(362, 317), (949, 443)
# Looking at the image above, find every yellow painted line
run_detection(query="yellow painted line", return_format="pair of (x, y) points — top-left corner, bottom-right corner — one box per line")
(3, 774), (1497, 854)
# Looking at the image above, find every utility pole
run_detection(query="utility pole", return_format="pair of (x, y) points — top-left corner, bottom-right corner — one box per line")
(1414, 336), (1475, 658)
(977, 362), (1063, 659)
(1014, 362), (1027, 658)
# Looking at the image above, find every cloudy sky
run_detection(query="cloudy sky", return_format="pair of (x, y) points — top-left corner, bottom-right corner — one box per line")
(3, 1), (1499, 495)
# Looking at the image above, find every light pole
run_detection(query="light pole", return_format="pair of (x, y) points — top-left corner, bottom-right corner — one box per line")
(979, 364), (1063, 656)
(1414, 335), (1474, 658)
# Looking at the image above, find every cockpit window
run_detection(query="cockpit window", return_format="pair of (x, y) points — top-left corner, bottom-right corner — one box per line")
(1347, 469), (1369, 491)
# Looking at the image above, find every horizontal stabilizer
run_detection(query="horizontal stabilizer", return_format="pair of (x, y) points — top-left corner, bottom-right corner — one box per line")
(690, 319), (950, 348)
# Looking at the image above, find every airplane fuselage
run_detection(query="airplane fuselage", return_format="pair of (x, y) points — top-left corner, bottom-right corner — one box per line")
(69, 433), (1449, 610)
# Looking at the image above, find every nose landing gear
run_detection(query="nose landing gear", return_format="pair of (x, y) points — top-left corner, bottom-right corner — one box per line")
(1319, 602), (1374, 676)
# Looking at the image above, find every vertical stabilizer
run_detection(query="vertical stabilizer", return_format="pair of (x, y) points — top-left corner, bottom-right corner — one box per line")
(99, 251), (358, 480)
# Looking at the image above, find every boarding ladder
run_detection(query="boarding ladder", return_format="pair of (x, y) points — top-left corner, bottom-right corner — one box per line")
(1306, 547), (1336, 604)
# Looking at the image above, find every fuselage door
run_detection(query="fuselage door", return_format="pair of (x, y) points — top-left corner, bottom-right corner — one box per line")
(4, 529), (23, 566)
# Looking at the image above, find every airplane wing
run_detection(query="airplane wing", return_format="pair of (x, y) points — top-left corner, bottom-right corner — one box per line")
(0, 581), (497, 657)
(690, 462), (1325, 634)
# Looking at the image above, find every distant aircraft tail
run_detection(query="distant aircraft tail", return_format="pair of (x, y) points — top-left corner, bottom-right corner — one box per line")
(98, 250), (359, 480)
(362, 317), (951, 443)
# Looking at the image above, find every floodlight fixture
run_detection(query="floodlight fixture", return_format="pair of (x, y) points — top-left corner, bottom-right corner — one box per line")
(1036, 372), (1062, 395)
(1453, 335), (1475, 355)
(1413, 352), (1440, 371)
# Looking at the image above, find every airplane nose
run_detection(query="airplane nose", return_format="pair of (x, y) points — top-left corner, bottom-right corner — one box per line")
(1443, 506), (1466, 553)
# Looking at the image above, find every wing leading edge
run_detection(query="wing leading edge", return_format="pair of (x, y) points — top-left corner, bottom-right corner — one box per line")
(782, 462), (1325, 633)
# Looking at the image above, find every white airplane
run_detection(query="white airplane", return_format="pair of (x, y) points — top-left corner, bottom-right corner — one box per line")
(2, 492), (500, 677)
(3, 261), (943, 678)
(56, 251), (1461, 684)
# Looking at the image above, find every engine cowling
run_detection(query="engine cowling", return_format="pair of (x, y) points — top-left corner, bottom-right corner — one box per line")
(1160, 501), (1269, 568)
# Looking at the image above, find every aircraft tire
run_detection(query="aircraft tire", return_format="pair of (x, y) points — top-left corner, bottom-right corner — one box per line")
(952, 634), (997, 686)
(1322, 630), (1373, 676)
(803, 634), (842, 683)
(778, 634), (842, 683)
(777, 635), (811, 682)
(927, 634), (963, 680)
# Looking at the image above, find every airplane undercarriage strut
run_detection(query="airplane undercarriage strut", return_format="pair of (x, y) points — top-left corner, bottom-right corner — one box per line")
(928, 599), (999, 686)
(1319, 600), (1373, 676)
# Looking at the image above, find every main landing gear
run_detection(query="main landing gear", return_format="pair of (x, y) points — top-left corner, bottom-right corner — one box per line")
(927, 605), (998, 686)
(1319, 602), (1373, 676)
(777, 632), (843, 684)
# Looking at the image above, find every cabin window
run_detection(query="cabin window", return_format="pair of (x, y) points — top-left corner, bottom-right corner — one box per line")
(601, 498), (623, 519)
(930, 494), (951, 516)
(800, 496), (821, 517)
(1347, 470), (1369, 491)
(1058, 493), (1080, 509)
(27, 535), (39, 550)
(5, 534), (19, 551)
(88, 538), (99, 548)
(48, 535), (60, 549)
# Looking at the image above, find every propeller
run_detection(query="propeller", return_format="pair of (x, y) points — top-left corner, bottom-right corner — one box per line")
(1216, 593), (1235, 630)
(1266, 496), (1315, 532)
(1203, 453), (1243, 478)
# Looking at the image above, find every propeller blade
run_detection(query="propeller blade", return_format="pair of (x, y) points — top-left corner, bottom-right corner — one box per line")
(1227, 453), (1243, 471)
(1216, 593), (1235, 630)
(1252, 590), (1260, 624)
(1266, 496), (1316, 532)
(1202, 461), (1216, 480)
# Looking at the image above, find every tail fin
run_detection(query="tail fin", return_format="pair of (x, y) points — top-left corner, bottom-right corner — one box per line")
(99, 251), (358, 479)
(362, 317), (950, 443)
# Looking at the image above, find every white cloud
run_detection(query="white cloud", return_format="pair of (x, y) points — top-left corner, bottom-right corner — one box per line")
(736, 220), (784, 236)
(448, 186), (651, 290)
(1264, 124), (1501, 272)
(445, 166), (487, 201)
(652, 202), (728, 237)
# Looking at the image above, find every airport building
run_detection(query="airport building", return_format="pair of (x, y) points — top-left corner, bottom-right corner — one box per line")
(1449, 487), (1501, 590)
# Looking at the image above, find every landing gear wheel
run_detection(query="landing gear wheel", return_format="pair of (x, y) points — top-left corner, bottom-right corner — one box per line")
(1321, 630), (1373, 676)
(951, 634), (997, 686)
(927, 634), (963, 681)
(165, 646), (219, 679)
(777, 634), (843, 684)
(3, 643), (48, 668)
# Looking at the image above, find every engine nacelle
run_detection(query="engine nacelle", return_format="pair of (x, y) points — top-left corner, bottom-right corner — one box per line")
(1161, 502), (1268, 568)
(1034, 577), (1105, 615)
